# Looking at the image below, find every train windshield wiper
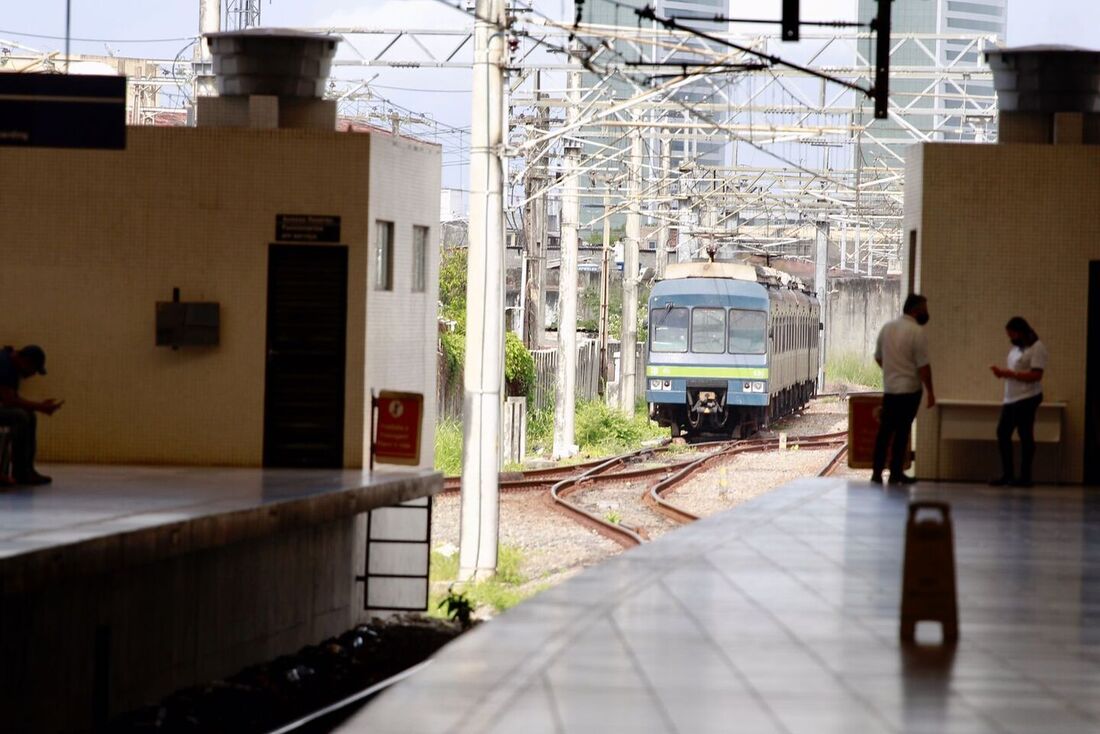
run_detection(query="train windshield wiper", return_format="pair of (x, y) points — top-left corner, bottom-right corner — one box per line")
(653, 302), (674, 327)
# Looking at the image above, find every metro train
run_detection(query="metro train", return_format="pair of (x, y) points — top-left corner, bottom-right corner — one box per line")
(645, 261), (821, 438)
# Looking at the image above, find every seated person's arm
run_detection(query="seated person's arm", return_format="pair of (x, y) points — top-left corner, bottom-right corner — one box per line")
(0, 386), (49, 412)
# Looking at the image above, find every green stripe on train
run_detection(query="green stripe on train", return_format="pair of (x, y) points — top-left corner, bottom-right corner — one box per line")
(646, 365), (769, 379)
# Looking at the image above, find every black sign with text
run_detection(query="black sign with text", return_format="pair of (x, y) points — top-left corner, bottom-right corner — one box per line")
(0, 73), (126, 150)
(275, 214), (342, 243)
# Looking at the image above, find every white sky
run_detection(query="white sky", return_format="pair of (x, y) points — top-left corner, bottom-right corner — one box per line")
(3, 0), (1099, 187)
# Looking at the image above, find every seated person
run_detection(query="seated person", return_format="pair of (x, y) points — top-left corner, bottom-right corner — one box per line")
(0, 345), (63, 485)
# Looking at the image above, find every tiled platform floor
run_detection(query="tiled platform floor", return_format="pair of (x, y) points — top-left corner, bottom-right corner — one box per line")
(0, 463), (440, 591)
(345, 479), (1100, 734)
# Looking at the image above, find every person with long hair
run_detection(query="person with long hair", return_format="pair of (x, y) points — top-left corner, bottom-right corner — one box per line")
(989, 317), (1048, 487)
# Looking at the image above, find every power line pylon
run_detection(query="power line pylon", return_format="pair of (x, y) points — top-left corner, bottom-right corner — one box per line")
(224, 0), (262, 31)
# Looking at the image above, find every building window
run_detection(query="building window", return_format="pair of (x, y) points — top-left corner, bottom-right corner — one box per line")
(412, 225), (428, 293)
(375, 220), (394, 291)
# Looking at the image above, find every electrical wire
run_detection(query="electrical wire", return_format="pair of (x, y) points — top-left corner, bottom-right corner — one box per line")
(0, 28), (196, 44)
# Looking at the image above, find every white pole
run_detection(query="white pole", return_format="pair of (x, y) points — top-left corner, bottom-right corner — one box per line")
(853, 222), (862, 275)
(815, 221), (829, 391)
(867, 229), (874, 276)
(459, 0), (505, 581)
(655, 132), (671, 279)
(195, 0), (220, 100)
(553, 50), (581, 459)
(620, 123), (642, 416)
(840, 219), (848, 271)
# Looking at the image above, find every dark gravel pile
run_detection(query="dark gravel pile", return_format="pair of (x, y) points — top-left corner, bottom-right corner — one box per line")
(109, 615), (464, 733)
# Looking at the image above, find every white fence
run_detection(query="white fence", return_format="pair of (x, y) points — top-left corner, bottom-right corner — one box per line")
(528, 338), (601, 412)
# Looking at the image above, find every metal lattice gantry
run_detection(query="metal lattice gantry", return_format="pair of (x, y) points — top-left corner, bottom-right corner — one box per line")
(310, 14), (999, 275)
(4, 8), (1001, 273)
(224, 0), (263, 32)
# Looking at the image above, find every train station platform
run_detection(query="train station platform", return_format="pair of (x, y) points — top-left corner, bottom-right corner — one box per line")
(0, 464), (441, 733)
(346, 478), (1100, 734)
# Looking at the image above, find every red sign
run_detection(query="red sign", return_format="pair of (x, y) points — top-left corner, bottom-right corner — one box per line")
(848, 394), (913, 469)
(373, 391), (424, 467)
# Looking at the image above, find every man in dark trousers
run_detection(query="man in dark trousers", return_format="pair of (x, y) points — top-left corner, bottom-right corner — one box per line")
(0, 345), (63, 485)
(871, 295), (936, 485)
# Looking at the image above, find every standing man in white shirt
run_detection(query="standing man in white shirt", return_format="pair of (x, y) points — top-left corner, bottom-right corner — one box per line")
(871, 294), (936, 485)
(989, 316), (1048, 487)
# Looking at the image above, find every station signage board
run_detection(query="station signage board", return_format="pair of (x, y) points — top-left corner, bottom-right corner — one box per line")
(372, 391), (424, 467)
(848, 393), (912, 469)
(275, 214), (341, 243)
(0, 73), (126, 150)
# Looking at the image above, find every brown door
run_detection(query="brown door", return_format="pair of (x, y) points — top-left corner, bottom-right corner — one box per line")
(263, 244), (348, 468)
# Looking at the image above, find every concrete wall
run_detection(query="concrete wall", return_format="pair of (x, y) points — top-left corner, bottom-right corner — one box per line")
(826, 277), (902, 361)
(906, 141), (1100, 483)
(0, 517), (360, 733)
(0, 126), (440, 468)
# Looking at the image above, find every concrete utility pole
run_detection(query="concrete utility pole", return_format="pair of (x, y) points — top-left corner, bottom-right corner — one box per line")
(815, 221), (830, 392)
(193, 0), (221, 102)
(598, 189), (612, 397)
(523, 71), (548, 348)
(552, 50), (581, 458)
(619, 124), (643, 415)
(655, 133), (672, 279)
(459, 0), (506, 581)
(840, 219), (848, 271)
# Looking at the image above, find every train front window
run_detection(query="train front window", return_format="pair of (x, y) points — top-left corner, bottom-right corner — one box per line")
(728, 309), (767, 354)
(651, 306), (689, 352)
(691, 308), (726, 353)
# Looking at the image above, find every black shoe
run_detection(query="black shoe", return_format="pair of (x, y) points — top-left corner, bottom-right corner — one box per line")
(888, 474), (918, 485)
(15, 471), (51, 486)
(989, 476), (1013, 486)
(870, 473), (883, 485)
(1011, 478), (1034, 488)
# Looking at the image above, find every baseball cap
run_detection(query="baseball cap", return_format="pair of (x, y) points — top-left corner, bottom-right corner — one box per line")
(19, 345), (47, 375)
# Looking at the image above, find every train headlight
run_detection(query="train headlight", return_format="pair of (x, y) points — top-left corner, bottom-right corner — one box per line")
(743, 382), (751, 391)
(752, 381), (765, 393)
(650, 379), (662, 390)
(663, 380), (672, 389)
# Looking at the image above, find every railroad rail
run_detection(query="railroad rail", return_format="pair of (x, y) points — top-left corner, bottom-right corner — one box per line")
(646, 432), (848, 526)
(548, 430), (849, 547)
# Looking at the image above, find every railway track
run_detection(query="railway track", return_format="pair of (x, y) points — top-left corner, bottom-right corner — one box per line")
(547, 430), (849, 547)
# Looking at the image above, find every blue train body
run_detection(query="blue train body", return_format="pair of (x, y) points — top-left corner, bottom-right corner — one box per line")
(645, 262), (821, 438)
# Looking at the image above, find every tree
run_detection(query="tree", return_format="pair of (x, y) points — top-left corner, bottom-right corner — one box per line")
(439, 246), (534, 397)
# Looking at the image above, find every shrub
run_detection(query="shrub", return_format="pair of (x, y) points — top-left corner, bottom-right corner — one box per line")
(504, 331), (536, 397)
(439, 330), (465, 378)
(438, 247), (468, 328)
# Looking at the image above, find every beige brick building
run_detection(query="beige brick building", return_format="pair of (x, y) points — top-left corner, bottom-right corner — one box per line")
(904, 136), (1100, 483)
(0, 124), (440, 470)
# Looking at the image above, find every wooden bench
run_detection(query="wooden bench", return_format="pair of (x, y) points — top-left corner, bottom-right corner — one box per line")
(936, 399), (1066, 482)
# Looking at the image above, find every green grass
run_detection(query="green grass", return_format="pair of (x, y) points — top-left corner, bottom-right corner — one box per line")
(428, 545), (538, 617)
(526, 407), (555, 454)
(574, 400), (666, 455)
(434, 419), (464, 475)
(826, 352), (883, 390)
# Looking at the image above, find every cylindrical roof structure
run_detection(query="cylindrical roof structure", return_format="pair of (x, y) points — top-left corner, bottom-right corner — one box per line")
(206, 28), (340, 98)
(986, 45), (1100, 113)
